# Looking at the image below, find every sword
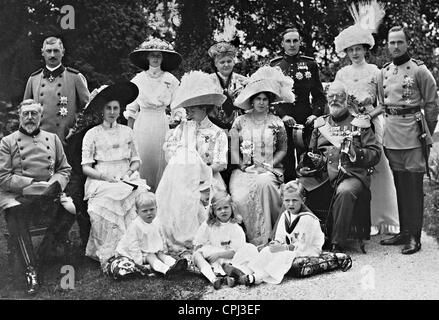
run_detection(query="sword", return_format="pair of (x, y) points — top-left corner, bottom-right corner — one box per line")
(414, 112), (431, 179)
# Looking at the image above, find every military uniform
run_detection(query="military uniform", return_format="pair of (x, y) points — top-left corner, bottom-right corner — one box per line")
(270, 54), (327, 182)
(308, 113), (381, 249)
(0, 128), (73, 292)
(23, 65), (90, 146)
(377, 54), (439, 251)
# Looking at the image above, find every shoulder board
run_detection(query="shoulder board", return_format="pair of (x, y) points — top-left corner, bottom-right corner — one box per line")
(300, 55), (315, 61)
(30, 68), (43, 76)
(270, 56), (283, 66)
(411, 58), (424, 66)
(66, 67), (80, 74)
(313, 115), (328, 128)
(382, 61), (392, 68)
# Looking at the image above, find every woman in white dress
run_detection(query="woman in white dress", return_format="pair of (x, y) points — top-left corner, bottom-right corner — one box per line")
(81, 82), (149, 268)
(334, 7), (399, 235)
(229, 66), (295, 246)
(156, 71), (228, 254)
(124, 38), (182, 192)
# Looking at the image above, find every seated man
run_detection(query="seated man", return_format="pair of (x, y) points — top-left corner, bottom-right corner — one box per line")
(299, 81), (381, 253)
(0, 99), (74, 295)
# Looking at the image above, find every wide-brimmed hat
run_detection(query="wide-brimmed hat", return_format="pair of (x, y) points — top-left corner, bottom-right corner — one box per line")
(334, 1), (385, 54)
(170, 71), (226, 110)
(83, 82), (139, 115)
(234, 66), (295, 110)
(129, 38), (182, 71)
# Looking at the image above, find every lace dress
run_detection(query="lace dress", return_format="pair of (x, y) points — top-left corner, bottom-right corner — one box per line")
(335, 62), (399, 234)
(124, 70), (179, 191)
(229, 112), (287, 245)
(156, 117), (228, 253)
(82, 123), (148, 266)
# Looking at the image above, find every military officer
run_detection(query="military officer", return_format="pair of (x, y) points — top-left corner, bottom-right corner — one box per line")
(23, 36), (90, 147)
(23, 36), (90, 247)
(270, 28), (327, 182)
(300, 81), (381, 253)
(0, 99), (74, 294)
(378, 26), (439, 254)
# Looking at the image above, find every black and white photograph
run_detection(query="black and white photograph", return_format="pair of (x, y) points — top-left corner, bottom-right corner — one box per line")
(0, 0), (438, 307)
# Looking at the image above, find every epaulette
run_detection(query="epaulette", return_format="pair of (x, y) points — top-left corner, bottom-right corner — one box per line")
(270, 56), (283, 66)
(314, 115), (328, 128)
(412, 58), (424, 66)
(66, 67), (80, 74)
(382, 61), (392, 68)
(300, 55), (315, 61)
(30, 68), (43, 76)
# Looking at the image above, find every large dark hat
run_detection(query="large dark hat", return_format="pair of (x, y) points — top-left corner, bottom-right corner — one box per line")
(296, 152), (329, 191)
(129, 38), (182, 71)
(83, 82), (139, 115)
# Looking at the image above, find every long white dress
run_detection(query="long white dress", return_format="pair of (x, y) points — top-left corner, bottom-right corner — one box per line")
(82, 123), (148, 266)
(156, 117), (228, 253)
(124, 70), (179, 192)
(335, 62), (399, 234)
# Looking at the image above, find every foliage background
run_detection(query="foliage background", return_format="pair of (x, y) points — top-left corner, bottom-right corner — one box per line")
(1, 0), (438, 137)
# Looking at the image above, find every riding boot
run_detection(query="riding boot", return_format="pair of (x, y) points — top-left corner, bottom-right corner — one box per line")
(4, 205), (39, 294)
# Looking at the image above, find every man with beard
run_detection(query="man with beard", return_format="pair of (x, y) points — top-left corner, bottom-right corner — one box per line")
(270, 28), (327, 182)
(299, 81), (381, 253)
(378, 26), (439, 254)
(23, 36), (90, 248)
(0, 100), (73, 294)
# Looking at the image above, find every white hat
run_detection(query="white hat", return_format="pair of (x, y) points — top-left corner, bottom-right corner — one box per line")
(171, 71), (226, 110)
(334, 0), (385, 53)
(234, 66), (295, 110)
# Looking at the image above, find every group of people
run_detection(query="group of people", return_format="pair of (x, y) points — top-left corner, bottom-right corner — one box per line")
(1, 3), (438, 295)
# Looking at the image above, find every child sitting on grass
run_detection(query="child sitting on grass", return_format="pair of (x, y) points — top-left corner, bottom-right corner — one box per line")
(193, 191), (255, 289)
(115, 192), (187, 277)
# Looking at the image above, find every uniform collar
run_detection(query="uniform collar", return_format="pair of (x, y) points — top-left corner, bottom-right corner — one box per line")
(284, 53), (300, 63)
(43, 64), (65, 80)
(393, 52), (410, 66)
(330, 109), (350, 123)
(19, 126), (41, 137)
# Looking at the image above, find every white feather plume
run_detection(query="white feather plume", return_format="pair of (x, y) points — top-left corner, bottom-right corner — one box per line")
(348, 0), (385, 33)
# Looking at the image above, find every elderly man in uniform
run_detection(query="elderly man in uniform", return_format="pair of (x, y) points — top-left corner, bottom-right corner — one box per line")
(23, 36), (90, 248)
(270, 27), (327, 182)
(299, 81), (381, 253)
(0, 100), (73, 294)
(378, 26), (439, 254)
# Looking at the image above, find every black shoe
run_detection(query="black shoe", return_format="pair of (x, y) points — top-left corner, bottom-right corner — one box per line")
(25, 266), (39, 295)
(330, 244), (345, 253)
(221, 276), (236, 287)
(401, 236), (421, 255)
(380, 233), (408, 246)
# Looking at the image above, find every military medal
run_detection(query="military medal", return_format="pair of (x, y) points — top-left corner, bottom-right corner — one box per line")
(58, 96), (68, 117)
(305, 71), (312, 79)
(295, 72), (303, 80)
(48, 74), (55, 82)
(392, 66), (398, 75)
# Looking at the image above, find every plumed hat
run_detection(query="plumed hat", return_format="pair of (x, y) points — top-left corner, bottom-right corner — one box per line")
(129, 38), (182, 71)
(170, 71), (226, 110)
(234, 66), (295, 110)
(208, 42), (238, 60)
(334, 0), (385, 53)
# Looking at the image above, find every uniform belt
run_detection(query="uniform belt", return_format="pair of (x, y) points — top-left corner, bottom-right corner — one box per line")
(384, 105), (421, 115)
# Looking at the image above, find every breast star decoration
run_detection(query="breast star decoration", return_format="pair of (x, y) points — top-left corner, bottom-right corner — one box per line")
(58, 96), (68, 117)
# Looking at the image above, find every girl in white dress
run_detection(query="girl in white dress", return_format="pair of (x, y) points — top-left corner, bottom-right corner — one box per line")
(125, 38), (182, 192)
(115, 192), (187, 276)
(334, 7), (399, 235)
(193, 191), (255, 289)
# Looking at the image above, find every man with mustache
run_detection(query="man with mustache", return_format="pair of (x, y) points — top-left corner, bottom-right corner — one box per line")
(0, 100), (73, 294)
(378, 26), (439, 254)
(23, 36), (90, 248)
(270, 28), (327, 183)
(299, 81), (381, 253)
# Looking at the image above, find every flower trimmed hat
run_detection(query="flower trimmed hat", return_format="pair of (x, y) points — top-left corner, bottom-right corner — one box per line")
(234, 66), (295, 110)
(129, 38), (182, 71)
(170, 70), (226, 110)
(208, 42), (238, 60)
